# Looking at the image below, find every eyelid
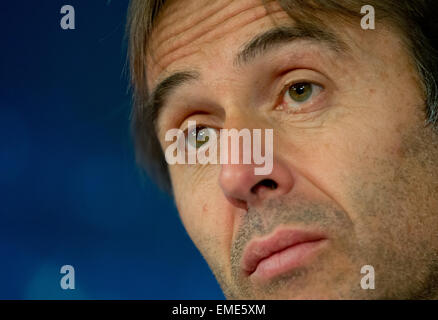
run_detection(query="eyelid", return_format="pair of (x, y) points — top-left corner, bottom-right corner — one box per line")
(178, 110), (224, 131)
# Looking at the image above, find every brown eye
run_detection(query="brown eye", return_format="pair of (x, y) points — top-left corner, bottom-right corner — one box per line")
(288, 83), (313, 102)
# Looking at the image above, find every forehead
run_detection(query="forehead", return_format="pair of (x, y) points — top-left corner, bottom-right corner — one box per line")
(146, 0), (289, 88)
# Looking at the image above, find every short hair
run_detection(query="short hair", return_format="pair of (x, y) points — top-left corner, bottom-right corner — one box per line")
(126, 0), (438, 194)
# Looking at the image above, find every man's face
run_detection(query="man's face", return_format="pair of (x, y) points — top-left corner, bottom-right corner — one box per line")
(148, 0), (438, 299)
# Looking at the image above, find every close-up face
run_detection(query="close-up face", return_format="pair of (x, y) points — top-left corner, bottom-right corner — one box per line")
(145, 0), (438, 299)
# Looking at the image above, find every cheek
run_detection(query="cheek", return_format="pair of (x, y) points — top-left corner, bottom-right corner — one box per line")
(324, 102), (423, 224)
(170, 166), (236, 258)
(280, 83), (419, 223)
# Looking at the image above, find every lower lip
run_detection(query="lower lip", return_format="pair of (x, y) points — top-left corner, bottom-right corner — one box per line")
(250, 239), (327, 283)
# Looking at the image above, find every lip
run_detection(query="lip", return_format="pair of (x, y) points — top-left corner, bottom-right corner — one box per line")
(241, 228), (328, 282)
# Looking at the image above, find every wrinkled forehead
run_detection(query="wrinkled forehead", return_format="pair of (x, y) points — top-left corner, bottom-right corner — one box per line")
(146, 0), (289, 89)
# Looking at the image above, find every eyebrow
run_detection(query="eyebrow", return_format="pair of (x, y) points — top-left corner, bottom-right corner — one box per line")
(148, 23), (347, 130)
(234, 23), (346, 67)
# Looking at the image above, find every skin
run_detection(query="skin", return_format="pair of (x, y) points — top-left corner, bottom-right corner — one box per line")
(147, 0), (438, 299)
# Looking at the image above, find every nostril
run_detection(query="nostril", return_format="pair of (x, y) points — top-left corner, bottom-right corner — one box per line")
(250, 179), (278, 194)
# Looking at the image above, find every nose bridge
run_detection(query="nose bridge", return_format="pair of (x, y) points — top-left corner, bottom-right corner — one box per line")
(219, 121), (262, 165)
(211, 76), (294, 209)
(218, 115), (294, 210)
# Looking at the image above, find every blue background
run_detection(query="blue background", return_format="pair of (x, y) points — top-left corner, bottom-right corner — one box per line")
(0, 0), (224, 299)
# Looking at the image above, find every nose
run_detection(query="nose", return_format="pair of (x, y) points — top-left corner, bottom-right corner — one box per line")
(219, 158), (294, 210)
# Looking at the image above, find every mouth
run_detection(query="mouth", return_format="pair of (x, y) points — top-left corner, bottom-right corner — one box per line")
(241, 228), (328, 283)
